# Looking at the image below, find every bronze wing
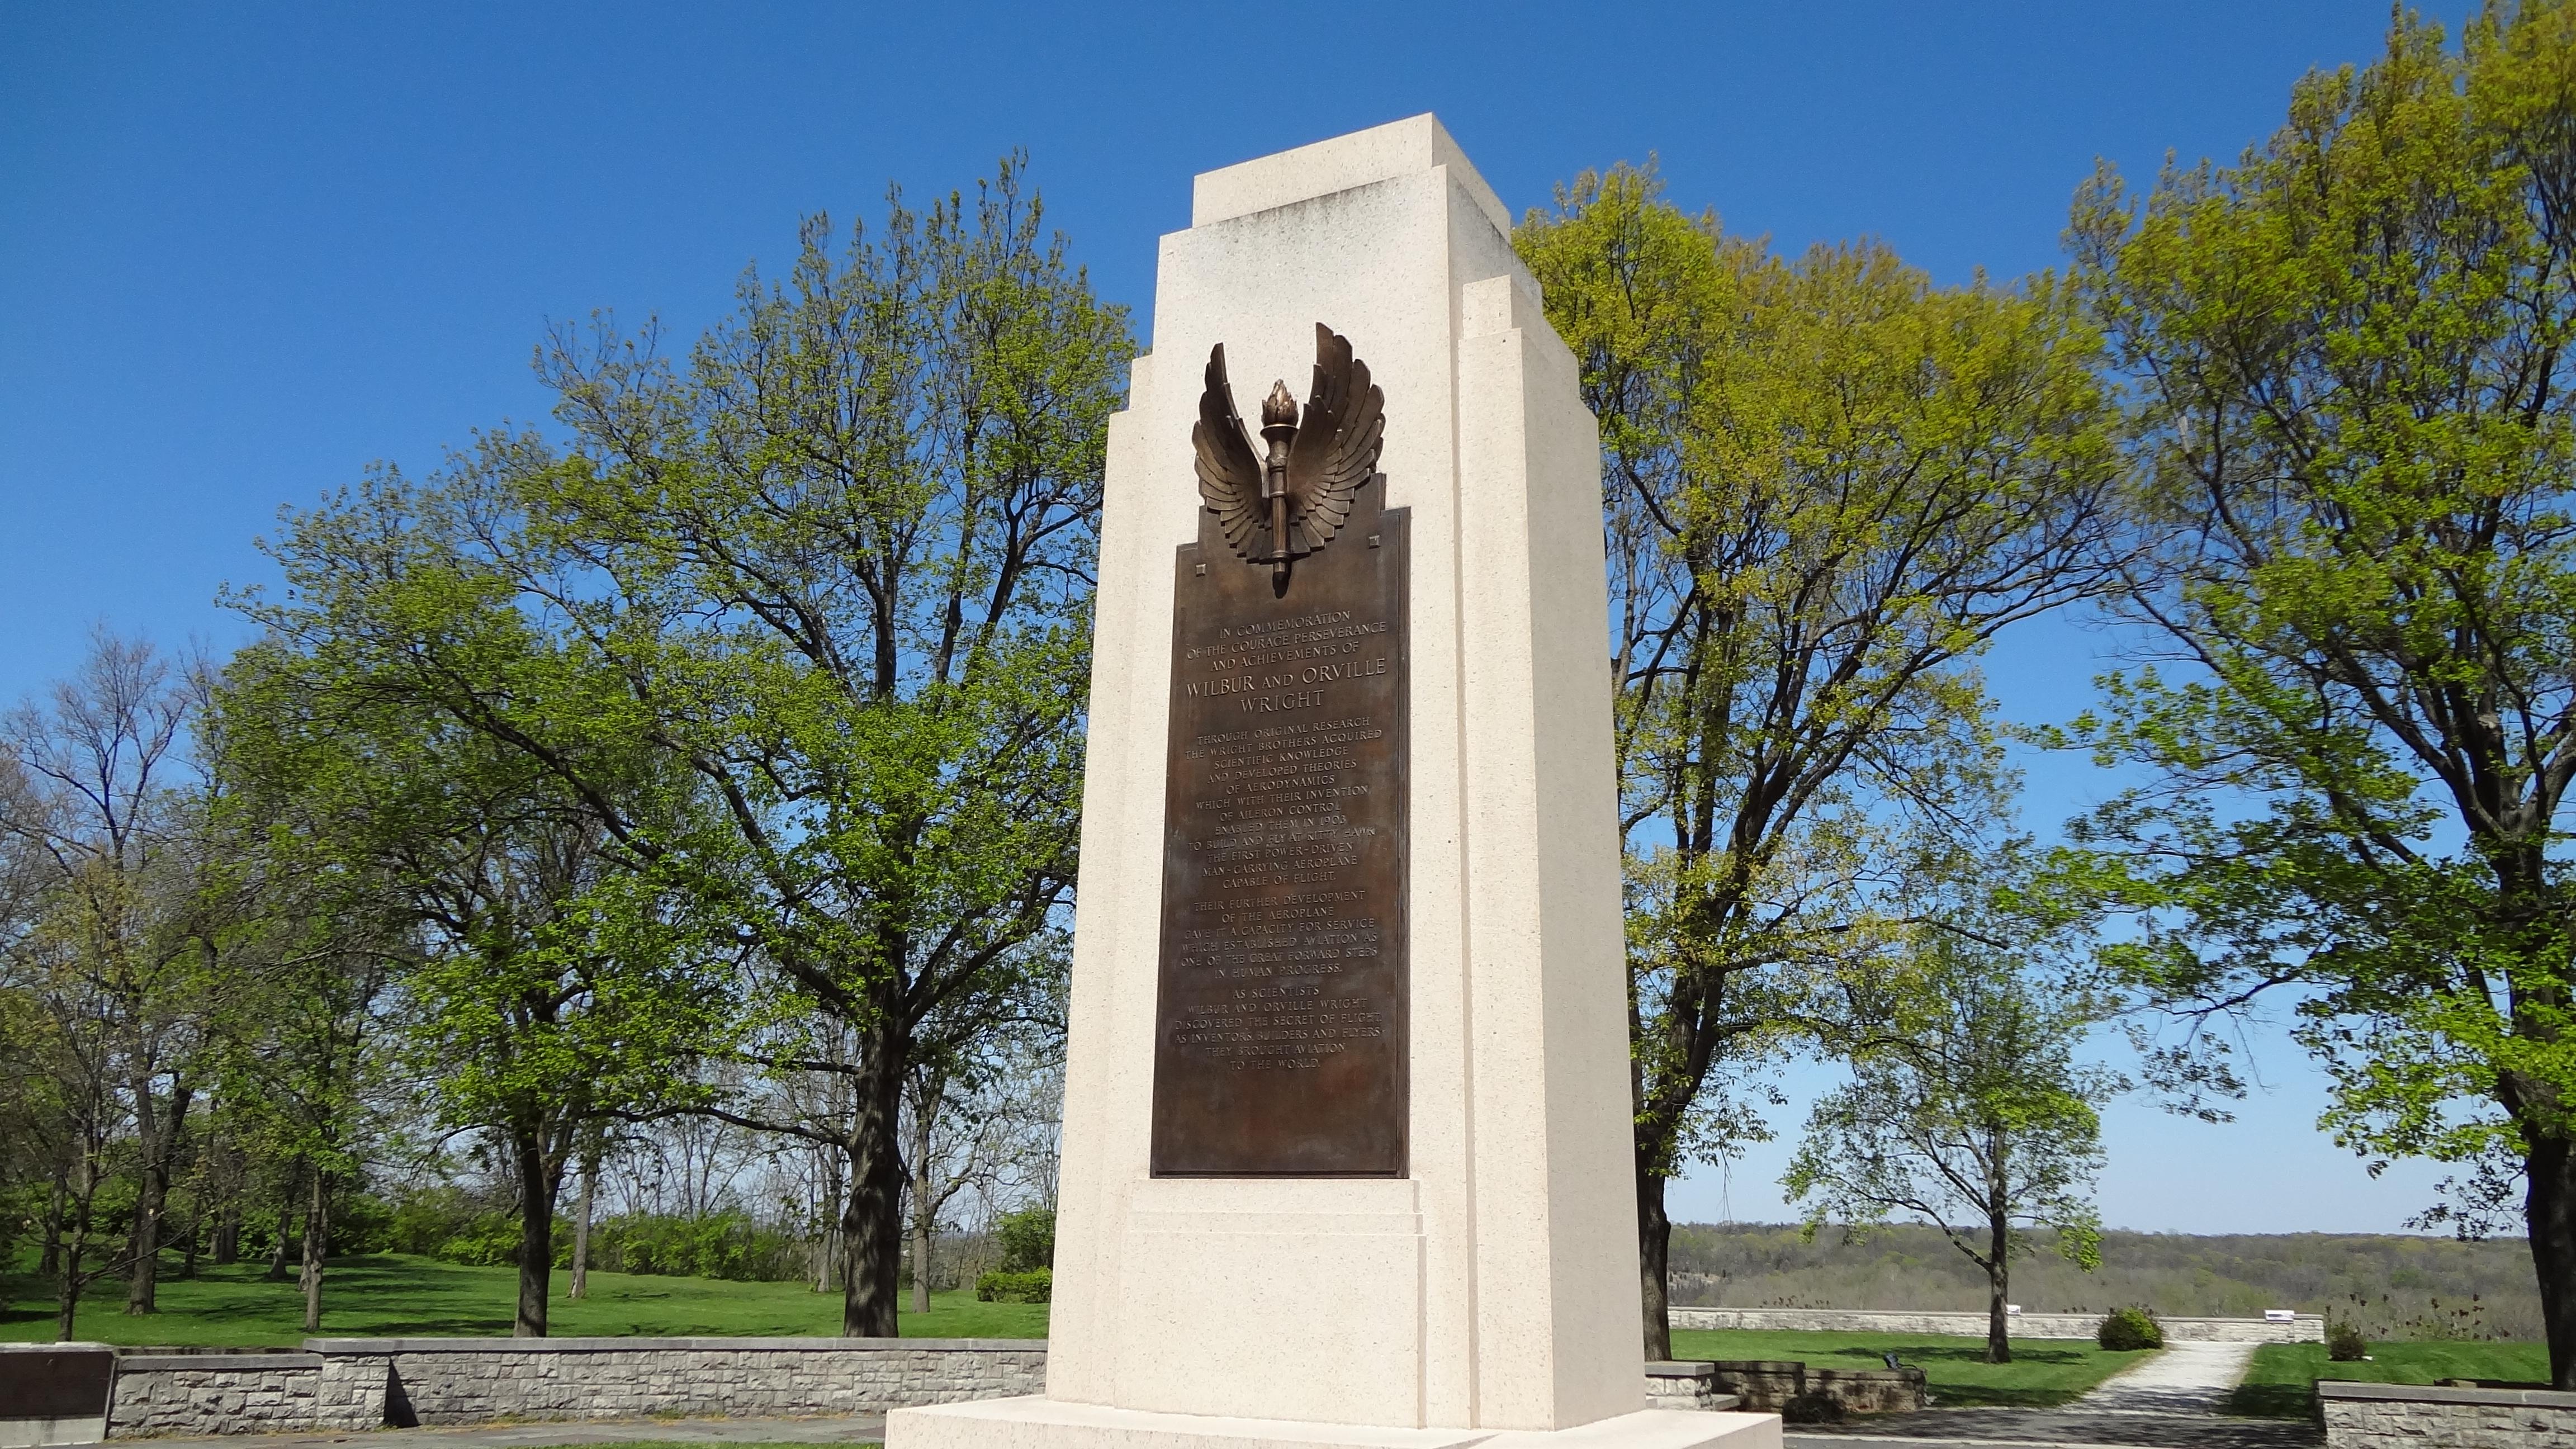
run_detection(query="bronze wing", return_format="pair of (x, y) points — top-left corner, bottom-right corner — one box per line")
(1283, 323), (1384, 555)
(1192, 344), (1267, 558)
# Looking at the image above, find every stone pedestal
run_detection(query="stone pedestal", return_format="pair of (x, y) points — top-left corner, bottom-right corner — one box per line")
(887, 115), (1776, 1449)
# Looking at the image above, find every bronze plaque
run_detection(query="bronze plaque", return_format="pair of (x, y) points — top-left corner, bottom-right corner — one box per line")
(1149, 480), (1408, 1176)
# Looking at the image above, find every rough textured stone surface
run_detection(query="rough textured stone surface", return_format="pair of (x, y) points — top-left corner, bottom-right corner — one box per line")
(100, 1341), (1767, 1438)
(1666, 1307), (2323, 1343)
(1644, 1362), (1743, 1413)
(2319, 1380), (2576, 1448)
(1697, 1362), (1924, 1420)
(98, 1339), (1040, 1437)
(107, 1356), (325, 1438)
(337, 1338), (1048, 1427)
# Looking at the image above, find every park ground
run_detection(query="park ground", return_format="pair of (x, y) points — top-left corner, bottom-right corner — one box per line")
(2, 1253), (2549, 1420)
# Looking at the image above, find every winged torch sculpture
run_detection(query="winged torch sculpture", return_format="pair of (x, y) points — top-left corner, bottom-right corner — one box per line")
(1193, 324), (1386, 595)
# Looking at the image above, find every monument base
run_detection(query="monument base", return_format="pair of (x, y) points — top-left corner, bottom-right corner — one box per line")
(886, 1397), (1783, 1449)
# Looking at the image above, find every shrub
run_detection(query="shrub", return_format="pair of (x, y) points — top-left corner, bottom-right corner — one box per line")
(2326, 1320), (2369, 1362)
(995, 1207), (1056, 1273)
(976, 1267), (1053, 1303)
(431, 1211), (524, 1266)
(581, 1211), (806, 1282)
(330, 1193), (397, 1254)
(2097, 1305), (2163, 1350)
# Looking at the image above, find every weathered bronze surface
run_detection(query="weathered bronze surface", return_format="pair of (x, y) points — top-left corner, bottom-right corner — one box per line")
(1150, 469), (1408, 1176)
(1192, 323), (1387, 595)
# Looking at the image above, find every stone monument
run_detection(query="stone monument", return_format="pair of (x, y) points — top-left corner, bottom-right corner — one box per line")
(888, 116), (1779, 1449)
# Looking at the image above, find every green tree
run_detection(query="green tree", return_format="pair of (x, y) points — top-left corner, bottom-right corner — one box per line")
(1787, 847), (2115, 1365)
(2066, 1), (2576, 1384)
(1517, 168), (2127, 1358)
(216, 623), (727, 1336)
(0, 633), (241, 1326)
(243, 159), (1129, 1334)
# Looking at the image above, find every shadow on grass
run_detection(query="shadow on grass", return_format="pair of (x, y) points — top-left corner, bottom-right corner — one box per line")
(2223, 1382), (2315, 1419)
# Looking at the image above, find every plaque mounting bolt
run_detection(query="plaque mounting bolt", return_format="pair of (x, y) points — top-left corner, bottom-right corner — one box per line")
(1368, 533), (1381, 548)
(1195, 562), (1208, 575)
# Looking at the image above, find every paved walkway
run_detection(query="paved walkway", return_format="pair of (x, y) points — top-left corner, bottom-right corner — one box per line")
(1786, 1338), (2309, 1449)
(2074, 1343), (2263, 1416)
(117, 1416), (888, 1449)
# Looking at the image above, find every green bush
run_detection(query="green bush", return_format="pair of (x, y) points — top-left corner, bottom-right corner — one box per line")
(330, 1193), (397, 1254)
(995, 1207), (1056, 1272)
(2097, 1305), (2164, 1351)
(580, 1211), (807, 1282)
(430, 1210), (524, 1266)
(976, 1267), (1053, 1303)
(385, 1186), (513, 1258)
(2326, 1320), (2369, 1362)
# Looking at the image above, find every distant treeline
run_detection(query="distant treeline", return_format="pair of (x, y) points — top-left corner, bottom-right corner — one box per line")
(1670, 1223), (2541, 1342)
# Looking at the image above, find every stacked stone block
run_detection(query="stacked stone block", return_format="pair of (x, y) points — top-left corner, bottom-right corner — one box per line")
(106, 1356), (324, 1438)
(2318, 1381), (2576, 1448)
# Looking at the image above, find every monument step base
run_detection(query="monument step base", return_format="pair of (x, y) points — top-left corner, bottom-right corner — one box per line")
(887, 1397), (1782, 1449)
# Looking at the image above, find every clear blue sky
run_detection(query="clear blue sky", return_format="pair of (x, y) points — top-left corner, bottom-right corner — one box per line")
(2, 2), (2445, 1233)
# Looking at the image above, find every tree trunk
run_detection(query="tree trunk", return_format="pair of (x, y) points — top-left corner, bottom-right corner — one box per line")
(126, 1083), (192, 1314)
(39, 1164), (65, 1277)
(55, 1152), (98, 1342)
(908, 1083), (937, 1315)
(910, 1184), (934, 1315)
(1985, 1223), (2012, 1365)
(1637, 1157), (1673, 1362)
(1986, 1128), (2011, 1365)
(570, 1154), (594, 1301)
(840, 1023), (908, 1337)
(213, 1201), (239, 1266)
(264, 1173), (296, 1282)
(512, 1123), (559, 1338)
(814, 1150), (843, 1294)
(2526, 1128), (2576, 1388)
(300, 1169), (329, 1333)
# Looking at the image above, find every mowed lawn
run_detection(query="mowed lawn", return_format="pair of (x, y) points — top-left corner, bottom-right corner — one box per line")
(0, 1254), (1048, 1346)
(2226, 1341), (2551, 1418)
(1668, 1328), (2156, 1409)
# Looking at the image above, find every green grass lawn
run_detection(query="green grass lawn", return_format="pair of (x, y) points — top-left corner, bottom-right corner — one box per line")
(0, 1253), (1048, 1346)
(1668, 1327), (2154, 1409)
(2225, 1340), (2551, 1418)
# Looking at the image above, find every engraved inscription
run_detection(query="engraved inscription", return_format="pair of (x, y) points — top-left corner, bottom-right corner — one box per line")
(1149, 483), (1407, 1176)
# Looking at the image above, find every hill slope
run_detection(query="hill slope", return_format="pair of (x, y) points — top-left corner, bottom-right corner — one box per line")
(1670, 1223), (2539, 1340)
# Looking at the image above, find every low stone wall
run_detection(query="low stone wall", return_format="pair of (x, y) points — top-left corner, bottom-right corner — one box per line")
(1668, 1306), (2324, 1343)
(332, 1337), (1048, 1426)
(106, 1355), (330, 1438)
(93, 1338), (1041, 1437)
(1702, 1360), (1925, 1420)
(2319, 1380), (2576, 1448)
(1644, 1361), (1744, 1412)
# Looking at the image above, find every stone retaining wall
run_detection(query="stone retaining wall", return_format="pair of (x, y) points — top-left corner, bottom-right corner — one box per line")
(1701, 1360), (1925, 1420)
(329, 1337), (1048, 1426)
(1668, 1306), (2324, 1343)
(91, 1338), (1042, 1437)
(1643, 1361), (1744, 1413)
(90, 1341), (1788, 1436)
(2319, 1380), (2576, 1448)
(106, 1355), (330, 1438)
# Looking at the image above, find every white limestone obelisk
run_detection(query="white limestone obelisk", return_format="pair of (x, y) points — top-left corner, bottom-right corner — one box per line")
(889, 116), (1778, 1449)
